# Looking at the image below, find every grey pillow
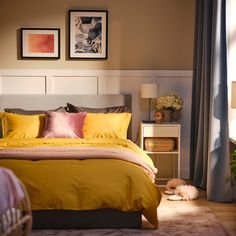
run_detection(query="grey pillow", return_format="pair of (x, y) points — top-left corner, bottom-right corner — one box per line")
(4, 107), (66, 115)
(66, 103), (129, 113)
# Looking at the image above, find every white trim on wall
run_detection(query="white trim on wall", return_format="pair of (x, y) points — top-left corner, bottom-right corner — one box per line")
(0, 69), (192, 95)
(0, 69), (192, 78)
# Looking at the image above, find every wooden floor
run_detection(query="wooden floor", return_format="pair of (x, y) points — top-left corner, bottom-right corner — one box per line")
(159, 187), (236, 236)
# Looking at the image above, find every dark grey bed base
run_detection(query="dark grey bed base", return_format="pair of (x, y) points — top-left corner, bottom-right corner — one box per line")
(32, 209), (142, 229)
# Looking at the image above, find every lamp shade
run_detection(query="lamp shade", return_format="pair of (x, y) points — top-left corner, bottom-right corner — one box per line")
(232, 81), (236, 108)
(141, 84), (158, 99)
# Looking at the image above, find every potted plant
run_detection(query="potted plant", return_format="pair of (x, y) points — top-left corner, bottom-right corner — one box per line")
(231, 150), (236, 201)
(231, 150), (236, 180)
(156, 94), (183, 122)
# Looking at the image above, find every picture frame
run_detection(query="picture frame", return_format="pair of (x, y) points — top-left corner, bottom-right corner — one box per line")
(21, 28), (60, 59)
(69, 10), (108, 59)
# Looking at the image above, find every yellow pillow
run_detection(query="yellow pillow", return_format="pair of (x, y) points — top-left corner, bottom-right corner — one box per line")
(3, 112), (45, 138)
(83, 113), (132, 139)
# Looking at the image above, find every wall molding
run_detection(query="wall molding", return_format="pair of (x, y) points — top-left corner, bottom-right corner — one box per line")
(0, 69), (193, 77)
(0, 69), (193, 95)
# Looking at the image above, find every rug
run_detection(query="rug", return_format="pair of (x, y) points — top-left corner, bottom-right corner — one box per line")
(30, 206), (229, 236)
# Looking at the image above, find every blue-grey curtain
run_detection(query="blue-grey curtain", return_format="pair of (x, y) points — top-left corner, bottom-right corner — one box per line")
(190, 0), (232, 202)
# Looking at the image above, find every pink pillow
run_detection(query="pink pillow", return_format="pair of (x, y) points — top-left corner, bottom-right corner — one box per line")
(42, 112), (86, 138)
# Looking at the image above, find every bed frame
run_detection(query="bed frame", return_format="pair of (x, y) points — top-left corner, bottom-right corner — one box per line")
(0, 94), (141, 229)
(0, 94), (131, 111)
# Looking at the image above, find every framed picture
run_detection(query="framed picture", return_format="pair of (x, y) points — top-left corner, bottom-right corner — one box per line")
(21, 28), (60, 59)
(69, 10), (108, 59)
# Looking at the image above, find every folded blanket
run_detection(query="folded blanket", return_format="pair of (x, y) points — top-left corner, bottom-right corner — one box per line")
(0, 167), (25, 216)
(0, 146), (157, 180)
(0, 138), (157, 181)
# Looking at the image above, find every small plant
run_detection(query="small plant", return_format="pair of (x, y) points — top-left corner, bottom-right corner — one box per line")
(231, 150), (236, 180)
(156, 94), (183, 111)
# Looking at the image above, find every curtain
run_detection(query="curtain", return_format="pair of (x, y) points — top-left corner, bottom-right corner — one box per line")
(190, 0), (232, 202)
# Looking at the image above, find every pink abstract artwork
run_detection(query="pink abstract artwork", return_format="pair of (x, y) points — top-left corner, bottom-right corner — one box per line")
(28, 34), (54, 53)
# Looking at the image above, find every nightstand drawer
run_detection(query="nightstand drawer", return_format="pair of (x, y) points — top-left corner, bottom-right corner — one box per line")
(143, 126), (179, 137)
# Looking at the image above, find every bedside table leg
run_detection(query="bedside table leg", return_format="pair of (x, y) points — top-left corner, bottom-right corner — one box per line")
(173, 154), (176, 178)
(177, 154), (180, 178)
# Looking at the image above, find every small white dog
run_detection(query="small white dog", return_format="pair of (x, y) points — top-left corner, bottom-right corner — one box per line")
(175, 185), (199, 200)
(165, 178), (199, 201)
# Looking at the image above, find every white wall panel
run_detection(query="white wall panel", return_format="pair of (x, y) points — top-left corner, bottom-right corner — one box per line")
(156, 76), (192, 179)
(99, 74), (192, 178)
(0, 76), (45, 94)
(48, 76), (97, 94)
(99, 76), (120, 94)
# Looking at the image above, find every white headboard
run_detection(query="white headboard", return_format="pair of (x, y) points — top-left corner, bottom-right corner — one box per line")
(0, 94), (131, 111)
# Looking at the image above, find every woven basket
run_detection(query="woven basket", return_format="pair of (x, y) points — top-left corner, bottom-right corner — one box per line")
(145, 138), (175, 152)
(0, 180), (32, 236)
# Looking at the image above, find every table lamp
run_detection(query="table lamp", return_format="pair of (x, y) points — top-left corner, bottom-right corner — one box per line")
(232, 81), (236, 108)
(141, 83), (158, 123)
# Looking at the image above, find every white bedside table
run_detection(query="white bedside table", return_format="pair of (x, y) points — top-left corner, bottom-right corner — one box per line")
(140, 122), (181, 179)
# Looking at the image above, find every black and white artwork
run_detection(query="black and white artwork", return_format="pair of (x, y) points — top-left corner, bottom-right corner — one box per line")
(69, 10), (108, 59)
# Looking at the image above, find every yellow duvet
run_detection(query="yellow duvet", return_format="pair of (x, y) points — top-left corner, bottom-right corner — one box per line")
(0, 138), (162, 227)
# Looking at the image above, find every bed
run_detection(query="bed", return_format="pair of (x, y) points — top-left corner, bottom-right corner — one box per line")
(0, 94), (162, 229)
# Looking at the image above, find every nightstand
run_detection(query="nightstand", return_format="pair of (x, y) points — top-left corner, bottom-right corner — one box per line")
(140, 122), (181, 180)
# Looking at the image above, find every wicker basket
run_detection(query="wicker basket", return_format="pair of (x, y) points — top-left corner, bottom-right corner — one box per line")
(145, 138), (175, 152)
(0, 180), (32, 236)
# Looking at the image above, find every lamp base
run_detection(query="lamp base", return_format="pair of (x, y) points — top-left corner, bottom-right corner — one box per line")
(142, 120), (156, 123)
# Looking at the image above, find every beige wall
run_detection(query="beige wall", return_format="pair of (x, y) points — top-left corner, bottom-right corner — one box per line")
(0, 0), (195, 70)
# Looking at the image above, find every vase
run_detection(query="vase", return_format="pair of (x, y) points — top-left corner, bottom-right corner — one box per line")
(172, 110), (181, 121)
(162, 110), (172, 123)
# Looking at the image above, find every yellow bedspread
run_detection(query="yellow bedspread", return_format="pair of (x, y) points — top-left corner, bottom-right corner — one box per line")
(0, 138), (162, 227)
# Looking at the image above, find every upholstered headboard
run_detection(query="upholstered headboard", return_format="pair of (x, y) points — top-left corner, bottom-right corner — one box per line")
(0, 94), (132, 138)
(0, 94), (131, 111)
